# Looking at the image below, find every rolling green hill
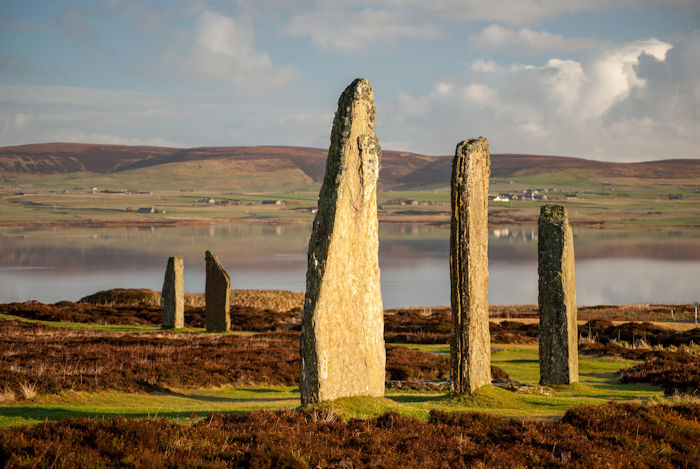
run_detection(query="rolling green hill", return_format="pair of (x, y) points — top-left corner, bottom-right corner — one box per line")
(2, 143), (699, 193)
(1, 143), (698, 228)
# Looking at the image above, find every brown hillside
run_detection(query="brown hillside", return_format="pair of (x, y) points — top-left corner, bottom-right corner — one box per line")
(0, 143), (176, 174)
(398, 153), (700, 187)
(1, 143), (698, 189)
(115, 145), (436, 188)
(493, 154), (700, 179)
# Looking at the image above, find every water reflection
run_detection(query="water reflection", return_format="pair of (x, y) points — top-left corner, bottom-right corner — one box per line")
(0, 224), (698, 307)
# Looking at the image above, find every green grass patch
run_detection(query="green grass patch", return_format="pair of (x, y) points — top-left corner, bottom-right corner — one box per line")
(390, 342), (662, 400)
(1, 341), (665, 427)
(0, 386), (299, 428)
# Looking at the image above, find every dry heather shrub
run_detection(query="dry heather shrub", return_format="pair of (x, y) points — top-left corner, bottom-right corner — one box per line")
(19, 381), (37, 400)
(1, 402), (697, 467)
(0, 386), (16, 403)
(229, 289), (304, 311)
(184, 289), (304, 311)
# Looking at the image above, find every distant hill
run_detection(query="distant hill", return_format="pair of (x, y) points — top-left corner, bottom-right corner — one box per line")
(0, 143), (176, 174)
(1, 143), (698, 190)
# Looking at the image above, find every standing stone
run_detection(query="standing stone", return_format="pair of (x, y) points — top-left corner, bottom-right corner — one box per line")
(450, 137), (491, 394)
(538, 204), (578, 385)
(300, 78), (385, 404)
(161, 256), (184, 329)
(205, 250), (230, 332)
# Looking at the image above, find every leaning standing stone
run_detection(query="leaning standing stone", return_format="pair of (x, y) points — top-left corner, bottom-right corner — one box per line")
(161, 256), (184, 329)
(205, 250), (231, 332)
(538, 204), (578, 385)
(450, 137), (492, 394)
(300, 78), (385, 404)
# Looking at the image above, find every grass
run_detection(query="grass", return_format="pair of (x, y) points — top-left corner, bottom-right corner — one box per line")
(0, 342), (664, 427)
(0, 386), (300, 427)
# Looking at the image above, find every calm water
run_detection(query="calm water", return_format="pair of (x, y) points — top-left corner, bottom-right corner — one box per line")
(1, 223), (698, 307)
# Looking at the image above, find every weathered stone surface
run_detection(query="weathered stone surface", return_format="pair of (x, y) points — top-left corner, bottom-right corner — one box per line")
(161, 256), (184, 329)
(538, 204), (579, 385)
(205, 250), (231, 332)
(300, 78), (385, 404)
(450, 137), (491, 394)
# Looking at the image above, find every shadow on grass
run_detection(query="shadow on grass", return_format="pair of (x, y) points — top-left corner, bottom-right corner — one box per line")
(579, 371), (621, 384)
(241, 387), (298, 394)
(0, 407), (245, 423)
(171, 393), (297, 404)
(385, 393), (448, 404)
(500, 358), (539, 364)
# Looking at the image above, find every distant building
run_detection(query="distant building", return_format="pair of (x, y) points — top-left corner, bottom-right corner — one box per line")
(668, 194), (683, 200)
(137, 206), (160, 213)
(260, 200), (282, 205)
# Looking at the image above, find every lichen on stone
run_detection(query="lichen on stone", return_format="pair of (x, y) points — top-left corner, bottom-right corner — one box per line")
(300, 78), (385, 404)
(450, 136), (491, 395)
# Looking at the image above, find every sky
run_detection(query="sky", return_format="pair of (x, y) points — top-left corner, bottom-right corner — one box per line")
(0, 0), (699, 161)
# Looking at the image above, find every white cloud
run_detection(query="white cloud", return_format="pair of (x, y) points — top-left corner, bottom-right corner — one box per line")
(286, 8), (441, 50)
(0, 84), (332, 149)
(471, 24), (609, 52)
(0, 85), (189, 146)
(285, 1), (644, 51)
(164, 11), (297, 92)
(285, 1), (700, 52)
(471, 59), (499, 73)
(461, 84), (499, 105)
(581, 39), (671, 119)
(381, 35), (699, 160)
(11, 113), (29, 128)
(297, 0), (649, 28)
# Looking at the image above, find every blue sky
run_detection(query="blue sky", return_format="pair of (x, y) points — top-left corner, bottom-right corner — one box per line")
(1, 0), (698, 161)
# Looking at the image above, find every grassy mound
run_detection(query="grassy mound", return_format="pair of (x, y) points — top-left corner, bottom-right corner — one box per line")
(79, 288), (161, 306)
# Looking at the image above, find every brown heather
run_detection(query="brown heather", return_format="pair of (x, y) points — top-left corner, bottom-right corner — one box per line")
(0, 402), (698, 467)
(0, 319), (469, 397)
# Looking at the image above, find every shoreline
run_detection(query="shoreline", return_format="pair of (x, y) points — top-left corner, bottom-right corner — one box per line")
(1, 216), (697, 229)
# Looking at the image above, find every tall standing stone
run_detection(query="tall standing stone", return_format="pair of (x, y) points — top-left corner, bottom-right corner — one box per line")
(538, 204), (578, 385)
(161, 256), (184, 329)
(205, 250), (230, 332)
(300, 78), (385, 404)
(450, 137), (491, 394)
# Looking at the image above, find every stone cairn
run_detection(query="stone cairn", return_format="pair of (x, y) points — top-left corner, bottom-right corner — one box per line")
(538, 204), (579, 385)
(161, 256), (184, 329)
(300, 78), (385, 404)
(449, 137), (492, 394)
(205, 250), (231, 332)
